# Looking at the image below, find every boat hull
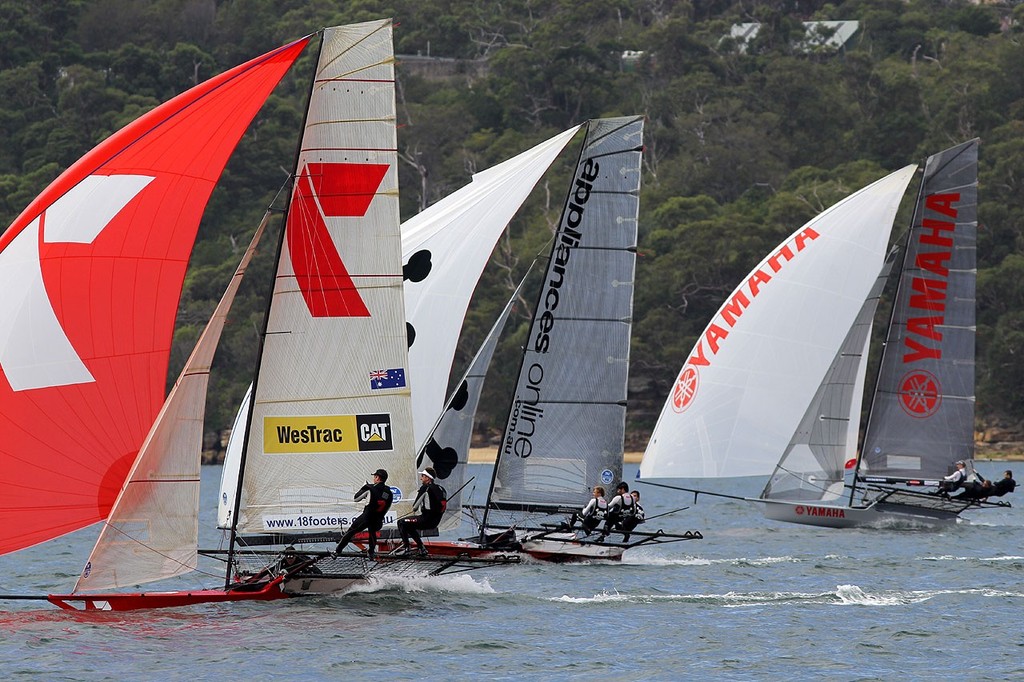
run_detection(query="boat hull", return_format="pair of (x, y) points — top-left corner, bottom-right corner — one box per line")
(758, 499), (958, 528)
(47, 578), (291, 611)
(378, 538), (624, 563)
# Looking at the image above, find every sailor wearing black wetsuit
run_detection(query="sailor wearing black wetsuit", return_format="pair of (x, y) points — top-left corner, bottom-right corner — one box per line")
(397, 467), (446, 555)
(335, 468), (393, 559)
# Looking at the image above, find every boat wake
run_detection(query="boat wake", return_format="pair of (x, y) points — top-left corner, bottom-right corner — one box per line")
(550, 584), (1024, 607)
(622, 553), (803, 567)
(344, 573), (495, 596)
(923, 554), (1024, 563)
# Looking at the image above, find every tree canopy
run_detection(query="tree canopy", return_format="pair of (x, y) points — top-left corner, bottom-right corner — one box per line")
(2, 0), (1022, 453)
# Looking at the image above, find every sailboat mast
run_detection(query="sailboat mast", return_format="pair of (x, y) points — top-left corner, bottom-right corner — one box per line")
(479, 125), (590, 539)
(223, 30), (325, 588)
(847, 173), (923, 506)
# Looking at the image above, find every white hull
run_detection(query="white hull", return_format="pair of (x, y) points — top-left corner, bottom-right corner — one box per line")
(519, 534), (625, 561)
(281, 574), (366, 596)
(756, 498), (958, 528)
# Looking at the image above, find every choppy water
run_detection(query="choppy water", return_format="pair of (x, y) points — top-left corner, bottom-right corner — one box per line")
(1, 462), (1022, 680)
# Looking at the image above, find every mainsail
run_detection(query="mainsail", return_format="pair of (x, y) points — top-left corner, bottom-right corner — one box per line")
(639, 166), (917, 481)
(0, 37), (308, 556)
(858, 139), (979, 482)
(217, 127), (579, 528)
(486, 116), (643, 515)
(232, 20), (411, 535)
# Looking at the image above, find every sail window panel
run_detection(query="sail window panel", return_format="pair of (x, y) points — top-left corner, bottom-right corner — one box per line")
(492, 402), (625, 506)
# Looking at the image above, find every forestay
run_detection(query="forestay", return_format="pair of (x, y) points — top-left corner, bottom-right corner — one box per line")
(640, 166), (917, 480)
(488, 116), (643, 511)
(417, 271), (531, 531)
(858, 140), (978, 482)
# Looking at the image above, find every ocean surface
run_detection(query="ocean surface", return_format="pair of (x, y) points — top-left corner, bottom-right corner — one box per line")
(1, 461), (1021, 681)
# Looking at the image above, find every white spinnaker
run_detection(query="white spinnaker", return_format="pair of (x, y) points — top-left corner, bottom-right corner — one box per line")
(403, 125), (580, 448)
(236, 21), (410, 534)
(218, 127), (580, 528)
(640, 165), (916, 480)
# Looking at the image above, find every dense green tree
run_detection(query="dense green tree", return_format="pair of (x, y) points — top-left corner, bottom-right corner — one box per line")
(3, 0), (1024, 451)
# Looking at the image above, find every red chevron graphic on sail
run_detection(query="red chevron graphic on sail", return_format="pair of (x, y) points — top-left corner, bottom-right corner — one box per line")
(287, 162), (389, 317)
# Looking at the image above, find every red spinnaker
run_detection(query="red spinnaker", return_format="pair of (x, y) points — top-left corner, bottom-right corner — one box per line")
(0, 36), (311, 556)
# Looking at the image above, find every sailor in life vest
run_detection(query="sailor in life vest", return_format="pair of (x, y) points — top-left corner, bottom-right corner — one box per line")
(937, 460), (967, 496)
(601, 481), (636, 540)
(396, 467), (447, 556)
(569, 485), (608, 534)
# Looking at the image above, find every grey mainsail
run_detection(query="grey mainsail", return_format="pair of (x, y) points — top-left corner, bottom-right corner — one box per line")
(859, 139), (979, 482)
(485, 116), (643, 517)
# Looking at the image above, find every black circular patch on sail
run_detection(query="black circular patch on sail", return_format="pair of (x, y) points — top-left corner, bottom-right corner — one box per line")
(407, 322), (415, 348)
(422, 438), (458, 479)
(449, 380), (469, 411)
(403, 249), (432, 283)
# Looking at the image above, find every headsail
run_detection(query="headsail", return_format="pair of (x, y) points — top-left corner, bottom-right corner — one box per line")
(487, 116), (643, 514)
(0, 37), (308, 556)
(416, 268), (532, 531)
(640, 165), (917, 480)
(858, 140), (979, 482)
(233, 20), (410, 535)
(74, 215), (270, 592)
(402, 126), (581, 449)
(761, 251), (896, 503)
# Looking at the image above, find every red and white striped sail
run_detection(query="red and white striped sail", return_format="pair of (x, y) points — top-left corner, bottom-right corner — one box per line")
(0, 38), (308, 556)
(235, 20), (410, 534)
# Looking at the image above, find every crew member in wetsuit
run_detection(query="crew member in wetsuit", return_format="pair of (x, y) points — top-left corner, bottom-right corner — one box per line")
(335, 468), (393, 559)
(569, 486), (607, 534)
(618, 489), (646, 543)
(954, 469), (1016, 501)
(396, 467), (446, 556)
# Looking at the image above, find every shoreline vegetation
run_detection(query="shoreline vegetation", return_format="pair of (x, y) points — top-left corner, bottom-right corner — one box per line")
(466, 449), (1024, 464)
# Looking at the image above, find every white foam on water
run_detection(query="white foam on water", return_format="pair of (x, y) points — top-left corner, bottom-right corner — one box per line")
(346, 573), (495, 595)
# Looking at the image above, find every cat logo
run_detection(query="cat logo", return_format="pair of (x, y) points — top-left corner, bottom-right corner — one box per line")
(356, 413), (393, 451)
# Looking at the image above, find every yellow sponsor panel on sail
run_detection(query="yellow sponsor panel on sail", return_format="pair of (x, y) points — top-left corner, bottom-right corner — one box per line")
(264, 413), (393, 453)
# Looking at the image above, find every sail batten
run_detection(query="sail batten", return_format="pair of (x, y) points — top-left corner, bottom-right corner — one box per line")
(488, 116), (643, 512)
(858, 140), (979, 482)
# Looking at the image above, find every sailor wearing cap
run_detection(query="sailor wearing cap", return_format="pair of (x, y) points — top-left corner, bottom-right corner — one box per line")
(937, 460), (967, 497)
(335, 469), (394, 559)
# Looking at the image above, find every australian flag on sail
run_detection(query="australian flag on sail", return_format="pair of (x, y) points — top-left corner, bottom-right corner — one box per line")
(370, 368), (406, 390)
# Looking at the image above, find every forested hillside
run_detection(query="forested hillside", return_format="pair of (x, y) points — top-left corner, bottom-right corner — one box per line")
(2, 0), (1023, 455)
